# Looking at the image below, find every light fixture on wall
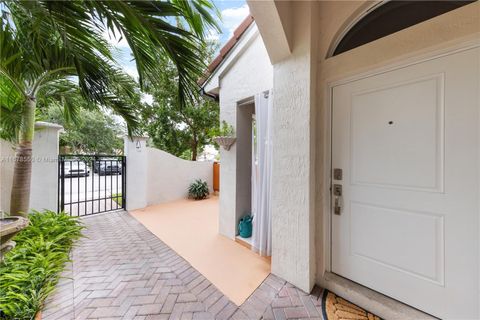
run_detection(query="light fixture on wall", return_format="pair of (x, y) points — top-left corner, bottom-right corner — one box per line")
(135, 140), (142, 151)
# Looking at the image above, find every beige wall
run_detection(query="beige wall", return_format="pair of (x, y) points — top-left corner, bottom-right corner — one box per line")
(314, 1), (480, 285)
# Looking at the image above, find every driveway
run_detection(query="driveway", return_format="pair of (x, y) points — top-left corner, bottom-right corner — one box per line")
(41, 211), (359, 319)
(62, 173), (123, 216)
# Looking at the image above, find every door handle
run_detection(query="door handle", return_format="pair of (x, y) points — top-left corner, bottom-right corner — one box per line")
(333, 184), (343, 215)
(334, 195), (343, 215)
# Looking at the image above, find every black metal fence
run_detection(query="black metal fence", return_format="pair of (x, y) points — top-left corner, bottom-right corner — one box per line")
(58, 155), (126, 216)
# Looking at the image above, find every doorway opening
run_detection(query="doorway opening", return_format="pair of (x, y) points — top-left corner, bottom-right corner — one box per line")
(235, 92), (273, 258)
(235, 102), (255, 247)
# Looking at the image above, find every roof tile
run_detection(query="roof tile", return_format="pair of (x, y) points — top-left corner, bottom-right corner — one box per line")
(198, 15), (255, 87)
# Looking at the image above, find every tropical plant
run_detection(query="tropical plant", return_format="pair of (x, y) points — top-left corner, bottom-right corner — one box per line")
(141, 40), (219, 160)
(142, 95), (219, 160)
(0, 210), (83, 319)
(188, 179), (209, 200)
(210, 120), (235, 137)
(0, 0), (219, 217)
(111, 193), (123, 207)
(41, 103), (124, 155)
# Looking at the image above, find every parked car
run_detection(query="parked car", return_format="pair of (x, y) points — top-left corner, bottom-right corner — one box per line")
(93, 158), (122, 173)
(63, 161), (89, 177)
(98, 162), (122, 176)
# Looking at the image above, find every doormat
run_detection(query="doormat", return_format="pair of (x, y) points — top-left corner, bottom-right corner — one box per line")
(321, 290), (382, 320)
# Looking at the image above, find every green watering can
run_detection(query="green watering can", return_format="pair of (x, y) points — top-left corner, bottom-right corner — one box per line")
(238, 215), (253, 238)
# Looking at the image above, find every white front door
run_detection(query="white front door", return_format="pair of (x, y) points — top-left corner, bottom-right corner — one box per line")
(331, 47), (480, 319)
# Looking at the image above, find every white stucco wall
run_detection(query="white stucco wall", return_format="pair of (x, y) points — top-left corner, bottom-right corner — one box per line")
(146, 147), (212, 205)
(125, 136), (148, 211)
(314, 1), (480, 289)
(0, 139), (16, 213)
(204, 16), (317, 291)
(249, 0), (480, 296)
(125, 136), (213, 211)
(30, 122), (62, 212)
(0, 122), (62, 213)
(266, 2), (318, 293)
(210, 25), (273, 239)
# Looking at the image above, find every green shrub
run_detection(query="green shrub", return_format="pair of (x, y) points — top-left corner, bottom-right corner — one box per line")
(188, 179), (209, 200)
(111, 193), (123, 207)
(0, 210), (83, 320)
(209, 120), (235, 138)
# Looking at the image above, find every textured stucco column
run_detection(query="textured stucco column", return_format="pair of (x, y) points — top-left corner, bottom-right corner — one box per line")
(250, 1), (318, 293)
(30, 122), (63, 212)
(124, 136), (148, 211)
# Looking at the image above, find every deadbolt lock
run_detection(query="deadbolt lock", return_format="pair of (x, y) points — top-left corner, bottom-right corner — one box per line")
(333, 168), (343, 181)
(333, 184), (342, 196)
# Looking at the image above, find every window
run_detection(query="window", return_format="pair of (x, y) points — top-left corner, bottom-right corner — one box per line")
(332, 1), (475, 56)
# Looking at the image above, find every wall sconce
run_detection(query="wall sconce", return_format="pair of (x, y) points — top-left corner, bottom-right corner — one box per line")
(135, 140), (142, 151)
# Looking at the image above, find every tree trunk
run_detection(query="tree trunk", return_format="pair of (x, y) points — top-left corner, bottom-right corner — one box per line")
(10, 97), (36, 217)
(191, 139), (198, 161)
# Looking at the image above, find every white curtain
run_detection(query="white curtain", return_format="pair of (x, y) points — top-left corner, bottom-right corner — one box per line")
(252, 90), (273, 256)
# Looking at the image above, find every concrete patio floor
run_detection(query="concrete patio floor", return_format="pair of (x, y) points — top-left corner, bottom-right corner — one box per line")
(41, 211), (342, 319)
(131, 197), (270, 306)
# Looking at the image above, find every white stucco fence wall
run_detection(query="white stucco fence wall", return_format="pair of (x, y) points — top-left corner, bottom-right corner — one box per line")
(30, 122), (63, 212)
(0, 122), (62, 213)
(125, 137), (213, 211)
(0, 139), (16, 213)
(146, 147), (212, 205)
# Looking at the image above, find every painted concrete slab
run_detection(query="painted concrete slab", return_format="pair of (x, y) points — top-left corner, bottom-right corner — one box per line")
(131, 197), (270, 306)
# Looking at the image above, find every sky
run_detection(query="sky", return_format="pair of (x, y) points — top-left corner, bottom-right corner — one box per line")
(210, 0), (249, 44)
(106, 0), (249, 82)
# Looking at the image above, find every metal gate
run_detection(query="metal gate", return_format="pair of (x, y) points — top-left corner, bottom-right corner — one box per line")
(58, 155), (126, 216)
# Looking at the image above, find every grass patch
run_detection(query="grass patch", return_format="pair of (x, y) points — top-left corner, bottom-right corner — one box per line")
(0, 210), (83, 320)
(111, 193), (122, 207)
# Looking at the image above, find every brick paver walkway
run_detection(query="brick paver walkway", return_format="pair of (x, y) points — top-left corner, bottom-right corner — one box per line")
(42, 211), (327, 320)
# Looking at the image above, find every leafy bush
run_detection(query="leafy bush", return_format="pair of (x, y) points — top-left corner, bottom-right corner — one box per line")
(111, 193), (123, 207)
(209, 120), (235, 137)
(188, 179), (209, 200)
(0, 210), (83, 320)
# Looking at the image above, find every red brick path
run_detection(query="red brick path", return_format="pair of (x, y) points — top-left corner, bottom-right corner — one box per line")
(42, 211), (326, 320)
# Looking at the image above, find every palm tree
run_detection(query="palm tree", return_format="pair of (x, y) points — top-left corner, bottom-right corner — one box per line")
(0, 0), (219, 217)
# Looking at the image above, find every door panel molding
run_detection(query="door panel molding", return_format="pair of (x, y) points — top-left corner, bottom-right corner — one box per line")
(326, 42), (480, 318)
(349, 73), (445, 193)
(349, 201), (445, 286)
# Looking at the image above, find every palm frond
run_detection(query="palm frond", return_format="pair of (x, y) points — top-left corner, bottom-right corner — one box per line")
(0, 0), (219, 138)
(82, 0), (220, 105)
(170, 0), (220, 38)
(0, 71), (24, 142)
